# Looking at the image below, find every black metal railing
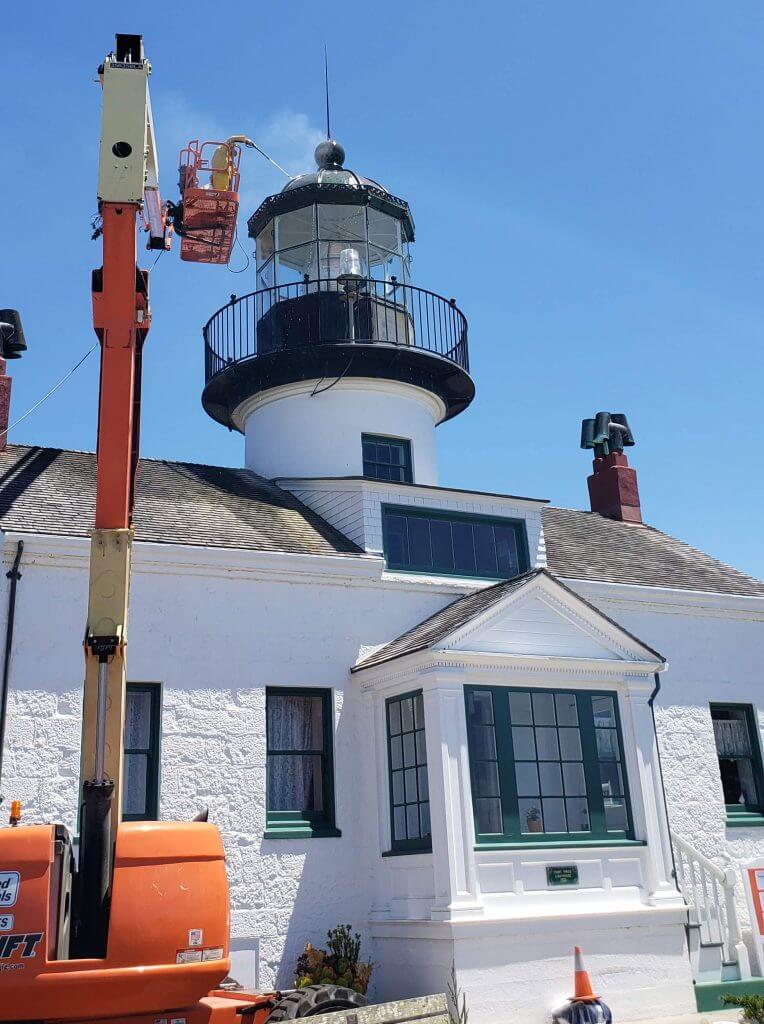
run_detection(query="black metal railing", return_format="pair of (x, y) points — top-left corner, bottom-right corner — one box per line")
(203, 278), (469, 385)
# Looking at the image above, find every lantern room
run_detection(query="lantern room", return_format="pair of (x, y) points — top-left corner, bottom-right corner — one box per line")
(201, 141), (474, 483)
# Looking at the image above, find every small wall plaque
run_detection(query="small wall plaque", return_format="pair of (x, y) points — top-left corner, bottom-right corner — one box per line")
(546, 865), (579, 887)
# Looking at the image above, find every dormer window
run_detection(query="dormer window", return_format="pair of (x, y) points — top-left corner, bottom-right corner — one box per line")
(362, 434), (413, 483)
(382, 505), (528, 580)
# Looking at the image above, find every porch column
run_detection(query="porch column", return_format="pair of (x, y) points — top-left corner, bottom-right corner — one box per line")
(628, 677), (682, 905)
(423, 676), (482, 920)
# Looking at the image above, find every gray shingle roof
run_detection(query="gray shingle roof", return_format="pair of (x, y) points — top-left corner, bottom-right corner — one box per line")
(0, 445), (362, 557)
(352, 568), (665, 671)
(542, 506), (764, 597)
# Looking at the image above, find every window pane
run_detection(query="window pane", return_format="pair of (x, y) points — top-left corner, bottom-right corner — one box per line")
(542, 798), (567, 833)
(713, 709), (753, 757)
(452, 522), (476, 574)
(418, 766), (429, 801)
(406, 803), (420, 839)
(470, 725), (497, 761)
(592, 696), (616, 728)
(512, 727), (536, 760)
(600, 762), (624, 798)
(508, 691), (532, 725)
(515, 762), (539, 796)
(415, 730), (427, 764)
(401, 698), (414, 732)
(596, 728), (620, 760)
(559, 728), (583, 760)
(470, 691), (495, 726)
(408, 517), (432, 568)
(431, 519), (455, 571)
(495, 525), (520, 577)
(414, 693), (424, 728)
(403, 733), (416, 767)
(420, 802), (431, 837)
(539, 762), (563, 796)
(476, 798), (503, 834)
(555, 693), (578, 726)
(519, 797), (543, 834)
(276, 243), (317, 284)
(318, 204), (366, 243)
(124, 753), (147, 816)
(267, 694), (323, 751)
(473, 523), (498, 576)
(362, 435), (412, 483)
(367, 208), (400, 252)
(388, 701), (401, 736)
(267, 754), (323, 812)
(384, 514), (409, 566)
(276, 206), (316, 250)
(563, 762), (587, 796)
(566, 798), (591, 832)
(392, 771), (404, 805)
(475, 760), (501, 797)
(257, 221), (275, 263)
(605, 797), (629, 831)
(125, 690), (151, 749)
(394, 805), (407, 840)
(535, 727), (559, 761)
(532, 692), (556, 726)
(720, 757), (758, 805)
(391, 735), (403, 770)
(405, 768), (418, 802)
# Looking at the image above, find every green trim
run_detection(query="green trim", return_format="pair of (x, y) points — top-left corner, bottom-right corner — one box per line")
(465, 685), (634, 846)
(264, 826), (342, 840)
(265, 687), (338, 837)
(385, 690), (433, 854)
(381, 504), (530, 581)
(711, 702), (764, 815)
(123, 682), (162, 822)
(694, 978), (764, 1012)
(362, 434), (413, 484)
(381, 847), (433, 858)
(726, 809), (764, 828)
(475, 839), (646, 851)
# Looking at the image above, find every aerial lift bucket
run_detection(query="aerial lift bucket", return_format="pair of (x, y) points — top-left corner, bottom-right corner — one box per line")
(177, 139), (248, 265)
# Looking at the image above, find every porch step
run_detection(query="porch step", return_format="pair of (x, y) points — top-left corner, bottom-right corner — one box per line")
(687, 923), (725, 983)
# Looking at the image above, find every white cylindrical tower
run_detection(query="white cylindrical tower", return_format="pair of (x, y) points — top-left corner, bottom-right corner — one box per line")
(201, 141), (474, 483)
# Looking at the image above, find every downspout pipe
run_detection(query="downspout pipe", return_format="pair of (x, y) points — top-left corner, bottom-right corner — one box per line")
(649, 668), (679, 885)
(0, 539), (23, 802)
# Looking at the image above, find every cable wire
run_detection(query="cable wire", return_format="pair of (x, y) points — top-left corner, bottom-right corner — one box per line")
(1, 342), (99, 439)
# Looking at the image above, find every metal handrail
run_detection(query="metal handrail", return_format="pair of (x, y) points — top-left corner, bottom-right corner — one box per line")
(202, 277), (469, 386)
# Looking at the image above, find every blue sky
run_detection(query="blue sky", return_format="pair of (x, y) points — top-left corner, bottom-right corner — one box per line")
(4, 2), (764, 577)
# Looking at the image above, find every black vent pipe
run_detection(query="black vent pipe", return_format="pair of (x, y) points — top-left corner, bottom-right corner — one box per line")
(0, 539), (23, 801)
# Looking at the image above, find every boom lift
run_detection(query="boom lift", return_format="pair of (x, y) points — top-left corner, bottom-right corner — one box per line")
(0, 34), (365, 1024)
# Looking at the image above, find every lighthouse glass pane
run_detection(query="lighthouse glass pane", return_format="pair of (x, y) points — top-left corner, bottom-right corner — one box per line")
(275, 206), (316, 250)
(276, 244), (317, 286)
(368, 208), (401, 253)
(318, 204), (366, 244)
(466, 687), (633, 844)
(256, 221), (275, 264)
(382, 507), (527, 581)
(265, 688), (337, 837)
(386, 690), (431, 852)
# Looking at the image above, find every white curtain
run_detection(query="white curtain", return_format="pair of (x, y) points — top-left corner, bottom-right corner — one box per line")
(267, 695), (323, 812)
(713, 718), (751, 758)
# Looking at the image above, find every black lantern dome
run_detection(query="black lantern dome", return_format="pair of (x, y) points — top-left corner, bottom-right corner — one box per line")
(201, 141), (474, 431)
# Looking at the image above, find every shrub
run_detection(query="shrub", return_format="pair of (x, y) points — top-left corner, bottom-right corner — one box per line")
(722, 994), (764, 1024)
(295, 925), (373, 994)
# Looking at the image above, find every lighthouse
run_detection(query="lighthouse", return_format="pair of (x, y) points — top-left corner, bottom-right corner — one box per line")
(201, 140), (474, 484)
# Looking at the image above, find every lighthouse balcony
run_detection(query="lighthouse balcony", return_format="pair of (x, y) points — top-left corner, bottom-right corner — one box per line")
(202, 278), (474, 430)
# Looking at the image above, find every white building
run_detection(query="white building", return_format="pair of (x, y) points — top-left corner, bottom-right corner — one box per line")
(2, 140), (764, 1022)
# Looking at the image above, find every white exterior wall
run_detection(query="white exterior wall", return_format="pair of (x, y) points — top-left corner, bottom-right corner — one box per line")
(3, 524), (764, 1020)
(237, 379), (443, 484)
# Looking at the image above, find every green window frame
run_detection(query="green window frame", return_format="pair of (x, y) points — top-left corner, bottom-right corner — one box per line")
(122, 683), (161, 822)
(381, 505), (529, 581)
(385, 691), (431, 854)
(464, 686), (635, 848)
(265, 687), (340, 839)
(362, 434), (413, 483)
(710, 703), (764, 827)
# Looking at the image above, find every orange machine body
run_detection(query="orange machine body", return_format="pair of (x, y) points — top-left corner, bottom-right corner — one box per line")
(178, 141), (242, 265)
(0, 822), (276, 1024)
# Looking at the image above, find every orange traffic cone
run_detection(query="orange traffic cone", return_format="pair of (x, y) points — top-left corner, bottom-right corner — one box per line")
(572, 946), (599, 1002)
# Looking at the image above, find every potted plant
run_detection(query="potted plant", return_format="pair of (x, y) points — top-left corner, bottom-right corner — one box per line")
(526, 806), (543, 834)
(295, 925), (373, 995)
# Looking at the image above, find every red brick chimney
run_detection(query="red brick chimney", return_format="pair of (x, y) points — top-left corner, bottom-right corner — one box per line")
(587, 450), (642, 524)
(581, 411), (642, 524)
(0, 359), (11, 454)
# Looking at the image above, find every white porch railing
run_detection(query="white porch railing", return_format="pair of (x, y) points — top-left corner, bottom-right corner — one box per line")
(672, 832), (751, 979)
